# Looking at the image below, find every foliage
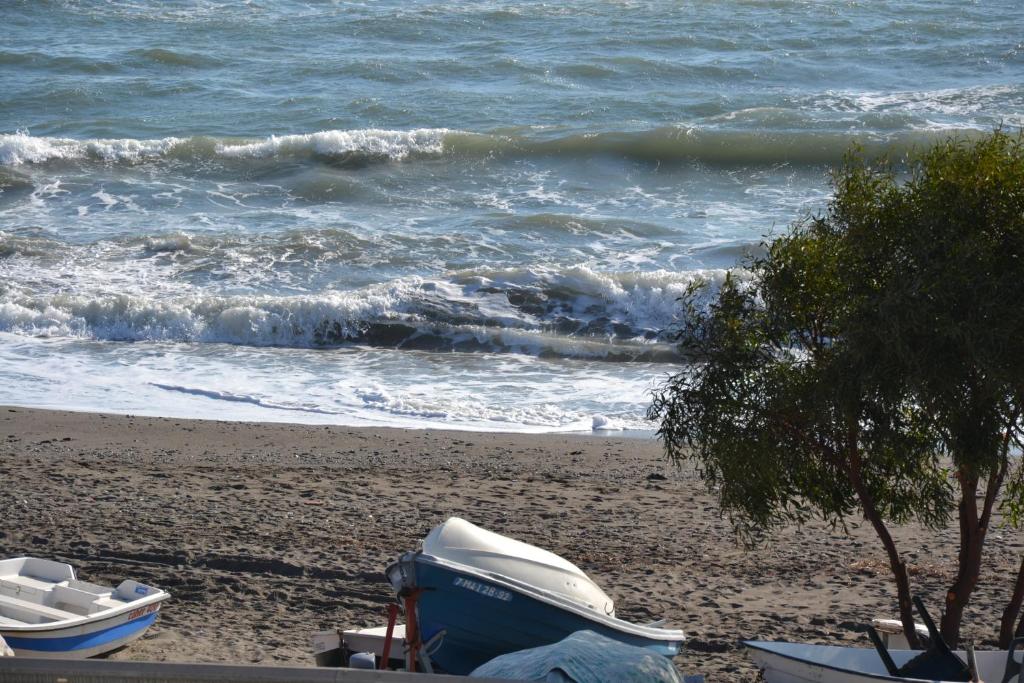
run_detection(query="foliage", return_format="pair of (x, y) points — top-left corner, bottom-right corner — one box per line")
(650, 130), (1024, 645)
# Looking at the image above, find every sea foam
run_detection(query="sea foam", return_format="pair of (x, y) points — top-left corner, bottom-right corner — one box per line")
(0, 132), (187, 165)
(215, 128), (450, 160)
(0, 264), (726, 360)
(0, 125), (987, 170)
(0, 129), (454, 167)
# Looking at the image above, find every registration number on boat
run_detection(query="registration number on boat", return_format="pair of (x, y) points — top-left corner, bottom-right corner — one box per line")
(453, 577), (512, 602)
(127, 603), (161, 620)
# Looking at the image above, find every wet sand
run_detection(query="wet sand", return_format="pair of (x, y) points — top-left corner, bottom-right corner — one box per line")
(1, 407), (1021, 681)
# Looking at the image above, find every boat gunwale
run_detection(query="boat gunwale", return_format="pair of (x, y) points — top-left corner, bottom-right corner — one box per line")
(0, 591), (169, 634)
(405, 551), (686, 643)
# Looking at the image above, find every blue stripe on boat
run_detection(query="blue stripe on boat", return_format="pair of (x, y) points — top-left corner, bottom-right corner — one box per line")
(3, 612), (158, 652)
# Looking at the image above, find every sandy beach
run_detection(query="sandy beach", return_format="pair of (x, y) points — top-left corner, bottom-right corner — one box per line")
(1, 406), (1022, 681)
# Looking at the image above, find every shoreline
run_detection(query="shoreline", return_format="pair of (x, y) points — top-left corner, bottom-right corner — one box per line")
(0, 399), (658, 440)
(1, 406), (1019, 681)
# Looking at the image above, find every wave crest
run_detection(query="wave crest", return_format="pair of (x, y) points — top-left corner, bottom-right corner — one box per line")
(215, 128), (450, 161)
(0, 128), (453, 167)
(0, 125), (986, 170)
(0, 265), (726, 361)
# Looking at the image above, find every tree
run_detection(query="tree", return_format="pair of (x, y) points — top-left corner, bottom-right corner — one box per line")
(650, 130), (1024, 648)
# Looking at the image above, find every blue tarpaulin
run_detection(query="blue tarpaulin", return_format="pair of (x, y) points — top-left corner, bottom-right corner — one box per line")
(469, 630), (682, 683)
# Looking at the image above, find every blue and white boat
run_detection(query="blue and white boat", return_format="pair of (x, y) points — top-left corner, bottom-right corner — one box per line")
(0, 557), (169, 658)
(386, 517), (685, 675)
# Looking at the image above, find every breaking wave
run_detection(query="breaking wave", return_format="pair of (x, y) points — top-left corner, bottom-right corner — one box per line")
(0, 125), (984, 170)
(0, 265), (724, 361)
(0, 129), (452, 167)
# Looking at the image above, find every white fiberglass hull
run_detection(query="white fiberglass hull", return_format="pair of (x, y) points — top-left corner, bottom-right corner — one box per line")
(745, 641), (1022, 683)
(0, 557), (169, 659)
(4, 602), (164, 659)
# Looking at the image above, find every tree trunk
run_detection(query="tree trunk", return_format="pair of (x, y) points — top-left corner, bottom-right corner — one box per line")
(863, 503), (921, 649)
(1000, 558), (1024, 648)
(941, 468), (982, 645)
(942, 428), (1012, 645)
(849, 451), (921, 649)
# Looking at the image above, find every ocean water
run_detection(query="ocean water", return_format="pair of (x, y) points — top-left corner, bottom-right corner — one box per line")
(2, 1), (1022, 432)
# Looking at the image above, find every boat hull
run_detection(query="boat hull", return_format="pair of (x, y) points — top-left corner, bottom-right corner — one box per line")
(745, 641), (1020, 683)
(2, 602), (163, 659)
(407, 556), (682, 675)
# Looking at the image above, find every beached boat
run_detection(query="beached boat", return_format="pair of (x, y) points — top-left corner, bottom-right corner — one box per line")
(745, 640), (1023, 683)
(747, 595), (1024, 683)
(0, 557), (169, 658)
(386, 517), (685, 675)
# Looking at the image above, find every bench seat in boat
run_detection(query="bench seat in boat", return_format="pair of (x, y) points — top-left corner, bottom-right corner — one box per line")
(0, 575), (60, 592)
(0, 593), (79, 623)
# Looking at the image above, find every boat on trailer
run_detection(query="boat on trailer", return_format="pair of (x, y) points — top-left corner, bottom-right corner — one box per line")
(0, 557), (169, 658)
(386, 517), (685, 675)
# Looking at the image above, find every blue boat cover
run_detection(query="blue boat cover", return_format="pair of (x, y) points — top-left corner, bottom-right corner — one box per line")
(469, 630), (682, 682)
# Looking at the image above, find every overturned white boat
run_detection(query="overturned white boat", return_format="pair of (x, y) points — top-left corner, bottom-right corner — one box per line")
(386, 517), (685, 675)
(0, 557), (169, 658)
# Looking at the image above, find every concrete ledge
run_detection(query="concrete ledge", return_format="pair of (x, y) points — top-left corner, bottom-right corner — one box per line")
(0, 657), (514, 683)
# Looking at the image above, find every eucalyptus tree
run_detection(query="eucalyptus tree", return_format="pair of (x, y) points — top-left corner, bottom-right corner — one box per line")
(650, 131), (1024, 647)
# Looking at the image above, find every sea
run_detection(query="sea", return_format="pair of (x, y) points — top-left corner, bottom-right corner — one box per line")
(2, 1), (1022, 433)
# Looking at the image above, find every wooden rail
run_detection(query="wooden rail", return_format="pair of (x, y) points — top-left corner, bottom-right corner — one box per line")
(0, 657), (514, 683)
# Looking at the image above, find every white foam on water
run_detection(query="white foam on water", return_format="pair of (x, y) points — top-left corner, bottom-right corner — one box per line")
(151, 382), (342, 415)
(215, 128), (451, 160)
(0, 129), (456, 167)
(0, 282), (686, 359)
(458, 264), (729, 337)
(0, 334), (663, 433)
(0, 235), (729, 354)
(591, 414), (624, 431)
(0, 131), (188, 165)
(354, 383), (457, 420)
(811, 84), (1024, 129)
(0, 290), (373, 344)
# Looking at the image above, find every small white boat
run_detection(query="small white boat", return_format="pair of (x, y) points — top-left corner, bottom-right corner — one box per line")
(0, 557), (169, 658)
(748, 595), (1024, 683)
(745, 640), (1023, 683)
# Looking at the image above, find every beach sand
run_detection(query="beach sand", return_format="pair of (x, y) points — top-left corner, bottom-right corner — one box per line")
(1, 407), (1021, 681)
